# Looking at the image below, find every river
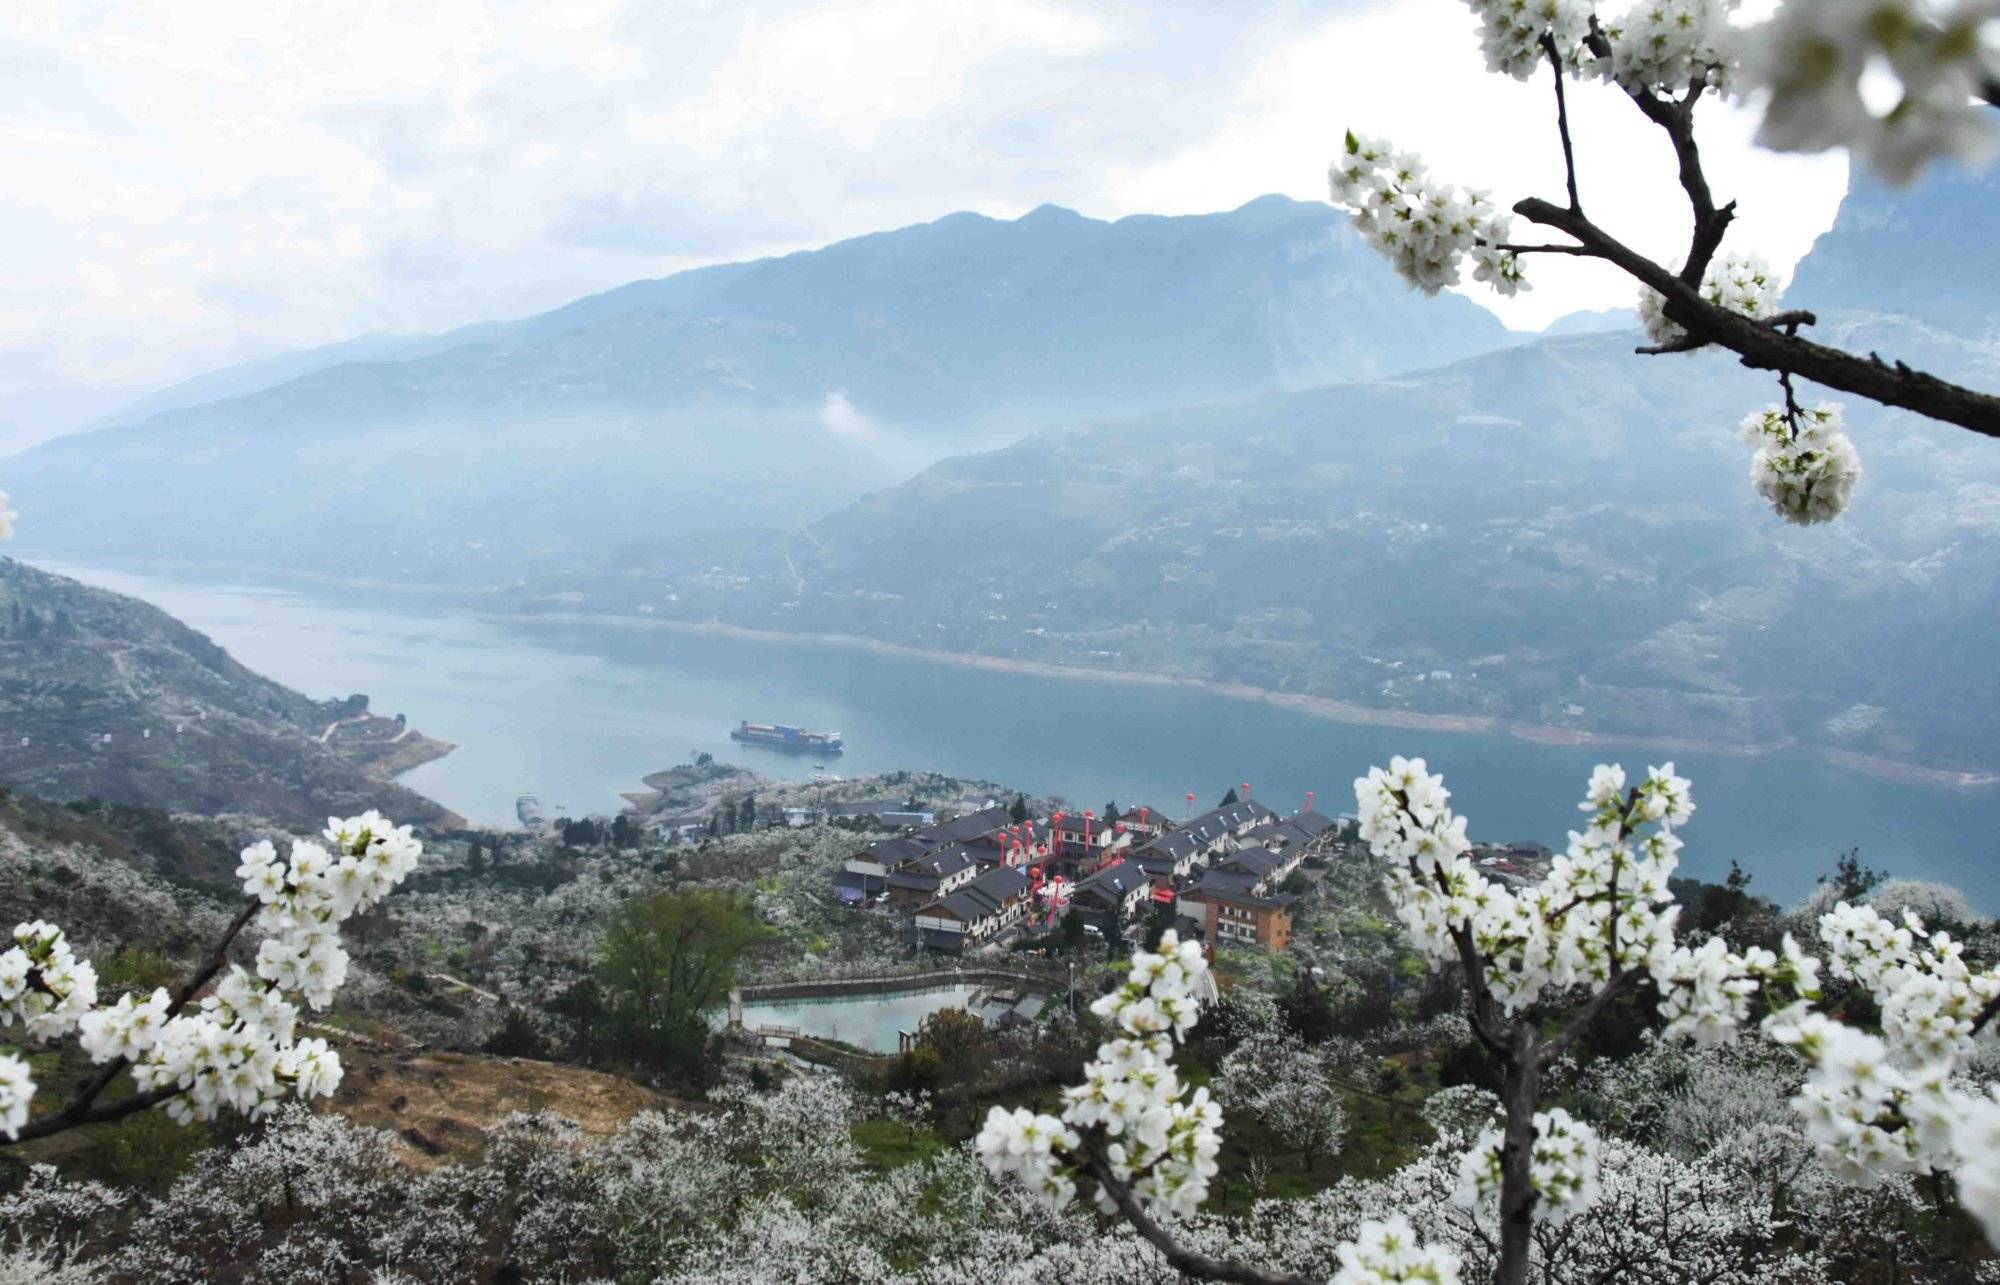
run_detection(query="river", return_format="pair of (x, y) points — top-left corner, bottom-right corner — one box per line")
(34, 560), (2000, 910)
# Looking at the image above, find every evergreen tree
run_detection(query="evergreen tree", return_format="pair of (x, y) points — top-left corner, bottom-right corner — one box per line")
(1822, 847), (1885, 902)
(1218, 787), (1239, 806)
(1059, 908), (1086, 956)
(1009, 793), (1029, 824)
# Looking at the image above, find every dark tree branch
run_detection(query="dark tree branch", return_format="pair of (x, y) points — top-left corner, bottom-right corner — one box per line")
(3, 896), (262, 1148)
(1540, 970), (1639, 1067)
(1495, 1026), (1543, 1285)
(1584, 16), (1733, 282)
(1515, 197), (2000, 439)
(1077, 1140), (1317, 1285)
(1542, 33), (1583, 213)
(1498, 242), (1598, 257)
(1972, 991), (2000, 1039)
(1983, 76), (2000, 110)
(5, 1086), (183, 1144)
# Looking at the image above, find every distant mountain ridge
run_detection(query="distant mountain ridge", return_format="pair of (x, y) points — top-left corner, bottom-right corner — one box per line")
(489, 168), (2000, 776)
(0, 558), (458, 827)
(2, 196), (1514, 583)
(1788, 164), (2000, 340)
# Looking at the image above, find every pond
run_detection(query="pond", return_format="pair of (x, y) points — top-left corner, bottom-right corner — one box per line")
(732, 983), (1049, 1054)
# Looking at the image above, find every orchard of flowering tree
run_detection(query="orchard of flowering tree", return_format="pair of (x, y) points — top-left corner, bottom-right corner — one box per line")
(5, 0), (2000, 1282)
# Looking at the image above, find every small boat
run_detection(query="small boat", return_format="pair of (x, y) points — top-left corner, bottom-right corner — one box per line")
(516, 794), (546, 826)
(730, 721), (844, 753)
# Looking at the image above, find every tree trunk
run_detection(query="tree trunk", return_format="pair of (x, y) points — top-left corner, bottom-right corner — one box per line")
(1495, 1031), (1542, 1285)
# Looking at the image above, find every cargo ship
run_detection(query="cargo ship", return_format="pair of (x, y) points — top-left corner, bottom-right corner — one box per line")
(730, 721), (844, 754)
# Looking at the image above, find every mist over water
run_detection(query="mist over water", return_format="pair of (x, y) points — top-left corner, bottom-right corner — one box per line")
(38, 559), (2000, 911)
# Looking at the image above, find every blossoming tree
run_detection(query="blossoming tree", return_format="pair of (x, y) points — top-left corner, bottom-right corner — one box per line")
(0, 814), (423, 1145)
(1328, 0), (2000, 527)
(978, 755), (2000, 1284)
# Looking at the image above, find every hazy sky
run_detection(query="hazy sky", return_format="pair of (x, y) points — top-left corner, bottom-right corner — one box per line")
(3, 0), (1849, 401)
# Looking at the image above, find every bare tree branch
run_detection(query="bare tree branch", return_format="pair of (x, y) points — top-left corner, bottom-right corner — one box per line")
(1582, 17), (1733, 283)
(1499, 242), (1598, 257)
(1542, 33), (1583, 213)
(1514, 196), (2000, 439)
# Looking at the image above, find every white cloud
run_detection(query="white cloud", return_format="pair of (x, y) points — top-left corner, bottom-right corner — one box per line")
(2, 0), (1853, 400)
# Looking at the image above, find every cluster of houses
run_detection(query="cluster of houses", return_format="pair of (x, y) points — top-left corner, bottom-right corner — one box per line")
(833, 792), (1348, 955)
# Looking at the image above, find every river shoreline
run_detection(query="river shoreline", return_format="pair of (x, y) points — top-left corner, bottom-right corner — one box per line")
(493, 611), (2000, 795)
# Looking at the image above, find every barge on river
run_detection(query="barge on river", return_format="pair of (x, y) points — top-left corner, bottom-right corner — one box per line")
(730, 721), (844, 754)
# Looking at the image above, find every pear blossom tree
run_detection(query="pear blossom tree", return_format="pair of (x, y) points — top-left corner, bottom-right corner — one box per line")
(1329, 0), (2000, 525)
(977, 753), (2000, 1285)
(0, 814), (423, 1145)
(0, 482), (423, 1146)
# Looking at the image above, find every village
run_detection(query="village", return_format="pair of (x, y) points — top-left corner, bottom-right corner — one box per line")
(829, 788), (1402, 957)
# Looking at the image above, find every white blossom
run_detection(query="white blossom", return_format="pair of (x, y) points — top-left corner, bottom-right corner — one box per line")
(1741, 401), (1863, 525)
(0, 920), (99, 1040)
(0, 1051), (33, 1140)
(1453, 1108), (1603, 1225)
(1329, 135), (1527, 298)
(1463, 0), (1595, 79)
(1331, 1214), (1463, 1284)
(1759, 896), (2000, 1239)
(977, 930), (1223, 1219)
(1604, 0), (1739, 92)
(1637, 251), (1785, 348)
(1739, 0), (2000, 183)
(0, 487), (14, 540)
(3, 812), (421, 1139)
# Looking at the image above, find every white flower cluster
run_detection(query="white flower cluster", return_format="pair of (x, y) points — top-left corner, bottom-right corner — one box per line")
(1740, 0), (2000, 184)
(1603, 0), (1739, 92)
(1463, 0), (1594, 78)
(976, 931), (1221, 1216)
(0, 486), (14, 540)
(1453, 1107), (1603, 1226)
(1761, 898), (2000, 1235)
(1360, 757), (1711, 1018)
(1656, 931), (1821, 1046)
(0, 813), (419, 1139)
(1740, 401), (1863, 525)
(1330, 1214), (1464, 1284)
(1328, 135), (1528, 298)
(1363, 756), (1826, 1049)
(1636, 251), (1785, 348)
(0, 1053), (32, 1140)
(0, 920), (101, 1040)
(242, 811), (422, 1009)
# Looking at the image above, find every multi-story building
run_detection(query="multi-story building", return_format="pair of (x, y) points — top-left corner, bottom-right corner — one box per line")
(914, 867), (1034, 953)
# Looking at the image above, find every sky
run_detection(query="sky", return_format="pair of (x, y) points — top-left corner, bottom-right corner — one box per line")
(2, 0), (1850, 411)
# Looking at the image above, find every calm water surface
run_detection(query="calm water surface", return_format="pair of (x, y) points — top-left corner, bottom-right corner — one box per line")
(35, 560), (2000, 909)
(733, 985), (1024, 1052)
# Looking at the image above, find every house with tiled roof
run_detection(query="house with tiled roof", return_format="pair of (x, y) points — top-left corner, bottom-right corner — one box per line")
(914, 866), (1034, 953)
(1070, 861), (1152, 936)
(886, 844), (983, 909)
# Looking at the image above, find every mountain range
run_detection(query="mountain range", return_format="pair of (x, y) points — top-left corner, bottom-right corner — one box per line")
(8, 169), (2000, 776)
(0, 196), (1512, 582)
(486, 170), (2000, 775)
